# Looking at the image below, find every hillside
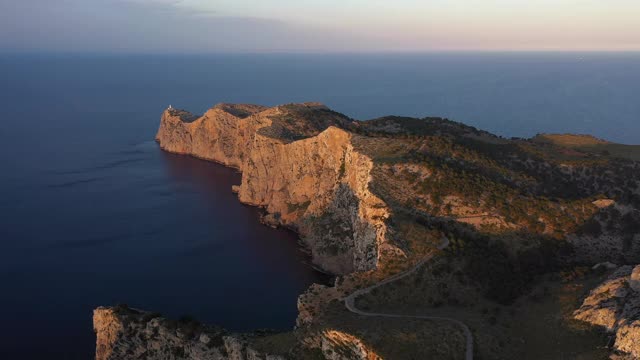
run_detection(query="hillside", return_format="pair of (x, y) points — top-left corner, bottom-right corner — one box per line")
(534, 133), (640, 161)
(96, 103), (640, 359)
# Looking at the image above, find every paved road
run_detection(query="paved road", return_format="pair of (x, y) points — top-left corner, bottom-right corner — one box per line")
(343, 237), (474, 360)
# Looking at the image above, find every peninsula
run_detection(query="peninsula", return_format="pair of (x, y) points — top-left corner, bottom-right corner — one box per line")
(95, 102), (640, 359)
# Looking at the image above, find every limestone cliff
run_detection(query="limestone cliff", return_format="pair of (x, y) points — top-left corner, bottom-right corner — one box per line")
(156, 103), (390, 274)
(155, 104), (267, 168)
(574, 266), (640, 358)
(93, 306), (284, 360)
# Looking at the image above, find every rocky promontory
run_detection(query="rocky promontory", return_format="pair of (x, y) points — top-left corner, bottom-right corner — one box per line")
(94, 102), (640, 359)
(156, 103), (390, 274)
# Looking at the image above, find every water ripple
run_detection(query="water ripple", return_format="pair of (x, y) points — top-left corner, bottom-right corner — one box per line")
(52, 158), (147, 175)
(47, 177), (103, 189)
(50, 228), (166, 250)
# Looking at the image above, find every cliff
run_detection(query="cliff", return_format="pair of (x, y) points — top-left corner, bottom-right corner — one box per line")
(93, 306), (285, 360)
(574, 266), (640, 358)
(156, 103), (390, 274)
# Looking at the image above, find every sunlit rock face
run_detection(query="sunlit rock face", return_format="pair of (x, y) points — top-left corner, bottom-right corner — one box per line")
(320, 330), (382, 360)
(93, 307), (284, 360)
(615, 321), (640, 359)
(156, 103), (389, 275)
(574, 265), (640, 358)
(155, 104), (267, 168)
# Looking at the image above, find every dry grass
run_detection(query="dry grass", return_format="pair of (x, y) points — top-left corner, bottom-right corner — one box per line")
(578, 143), (640, 161)
(534, 133), (640, 161)
(535, 134), (611, 147)
(251, 331), (299, 356)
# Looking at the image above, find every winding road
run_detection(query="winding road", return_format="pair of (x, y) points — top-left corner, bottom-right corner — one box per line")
(343, 237), (474, 360)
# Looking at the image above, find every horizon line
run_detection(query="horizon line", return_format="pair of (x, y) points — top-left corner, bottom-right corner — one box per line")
(2, 49), (640, 56)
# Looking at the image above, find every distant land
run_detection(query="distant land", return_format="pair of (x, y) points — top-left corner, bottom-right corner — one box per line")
(95, 103), (640, 360)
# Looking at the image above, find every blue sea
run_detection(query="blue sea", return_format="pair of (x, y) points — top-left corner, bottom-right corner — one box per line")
(0, 52), (639, 359)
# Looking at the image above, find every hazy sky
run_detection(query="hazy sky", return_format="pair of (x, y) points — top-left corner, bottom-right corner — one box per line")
(1, 0), (639, 52)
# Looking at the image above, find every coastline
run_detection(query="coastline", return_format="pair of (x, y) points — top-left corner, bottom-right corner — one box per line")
(93, 101), (640, 359)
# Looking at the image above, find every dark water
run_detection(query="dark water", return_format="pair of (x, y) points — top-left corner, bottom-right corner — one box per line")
(0, 53), (639, 359)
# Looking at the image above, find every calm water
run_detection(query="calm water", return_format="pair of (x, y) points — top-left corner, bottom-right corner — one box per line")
(0, 52), (639, 359)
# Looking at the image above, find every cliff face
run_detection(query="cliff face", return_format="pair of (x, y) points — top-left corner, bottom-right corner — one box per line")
(573, 266), (640, 358)
(238, 127), (388, 273)
(155, 104), (267, 168)
(93, 307), (284, 360)
(156, 104), (389, 274)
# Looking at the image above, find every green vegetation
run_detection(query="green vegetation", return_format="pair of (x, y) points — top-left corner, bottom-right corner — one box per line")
(260, 103), (353, 142)
(533, 133), (640, 161)
(348, 114), (640, 307)
(582, 143), (640, 161)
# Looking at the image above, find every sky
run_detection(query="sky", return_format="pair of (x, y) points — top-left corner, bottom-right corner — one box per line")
(0, 0), (639, 53)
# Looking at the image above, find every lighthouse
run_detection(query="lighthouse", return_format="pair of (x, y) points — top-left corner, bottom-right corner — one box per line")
(168, 104), (173, 110)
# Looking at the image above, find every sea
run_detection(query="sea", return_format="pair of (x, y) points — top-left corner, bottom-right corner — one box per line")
(0, 52), (639, 359)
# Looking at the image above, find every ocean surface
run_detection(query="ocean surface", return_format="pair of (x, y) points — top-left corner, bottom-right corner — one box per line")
(0, 52), (639, 359)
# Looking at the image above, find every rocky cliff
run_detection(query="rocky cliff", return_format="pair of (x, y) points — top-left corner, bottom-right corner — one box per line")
(156, 103), (390, 274)
(93, 306), (284, 360)
(574, 266), (640, 358)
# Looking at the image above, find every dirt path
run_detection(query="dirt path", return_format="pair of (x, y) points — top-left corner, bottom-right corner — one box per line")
(343, 237), (474, 360)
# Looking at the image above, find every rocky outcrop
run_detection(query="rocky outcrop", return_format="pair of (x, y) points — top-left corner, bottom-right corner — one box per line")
(155, 104), (267, 168)
(93, 306), (284, 360)
(574, 265), (640, 358)
(93, 306), (386, 360)
(156, 103), (390, 275)
(320, 330), (382, 360)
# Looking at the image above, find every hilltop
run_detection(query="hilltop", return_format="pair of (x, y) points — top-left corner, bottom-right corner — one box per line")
(534, 133), (640, 161)
(97, 103), (640, 359)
